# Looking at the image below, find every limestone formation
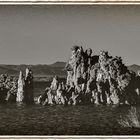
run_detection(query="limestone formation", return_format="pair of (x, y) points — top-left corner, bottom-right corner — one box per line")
(0, 68), (35, 104)
(64, 46), (140, 105)
(50, 76), (59, 91)
(38, 76), (67, 105)
(0, 74), (17, 103)
(24, 68), (34, 104)
(16, 71), (25, 103)
(38, 46), (140, 106)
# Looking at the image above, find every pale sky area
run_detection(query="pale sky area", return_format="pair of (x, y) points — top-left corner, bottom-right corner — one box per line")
(0, 6), (139, 65)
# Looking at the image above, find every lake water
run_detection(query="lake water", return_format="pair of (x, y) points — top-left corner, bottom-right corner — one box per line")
(0, 82), (140, 135)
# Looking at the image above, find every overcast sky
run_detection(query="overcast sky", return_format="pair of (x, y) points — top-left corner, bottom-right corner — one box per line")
(0, 6), (139, 65)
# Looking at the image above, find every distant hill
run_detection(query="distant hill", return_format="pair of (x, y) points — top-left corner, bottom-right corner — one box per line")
(0, 61), (67, 78)
(0, 62), (139, 79)
(49, 61), (66, 68)
(127, 64), (140, 74)
(0, 66), (18, 75)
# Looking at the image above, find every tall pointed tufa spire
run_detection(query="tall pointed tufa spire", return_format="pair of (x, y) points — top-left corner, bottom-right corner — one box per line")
(24, 68), (34, 104)
(16, 71), (24, 103)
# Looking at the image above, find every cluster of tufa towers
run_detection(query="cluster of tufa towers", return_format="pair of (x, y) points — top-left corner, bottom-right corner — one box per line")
(17, 68), (34, 104)
(1, 46), (140, 106)
(38, 46), (140, 106)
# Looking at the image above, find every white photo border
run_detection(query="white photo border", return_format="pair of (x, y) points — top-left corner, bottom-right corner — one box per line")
(0, 0), (140, 4)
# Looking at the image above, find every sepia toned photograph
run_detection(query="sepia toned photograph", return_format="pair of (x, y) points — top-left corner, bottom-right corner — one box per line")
(0, 5), (139, 136)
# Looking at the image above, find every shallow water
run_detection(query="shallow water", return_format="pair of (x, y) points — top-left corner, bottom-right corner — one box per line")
(0, 103), (140, 135)
(0, 82), (139, 135)
(34, 81), (50, 97)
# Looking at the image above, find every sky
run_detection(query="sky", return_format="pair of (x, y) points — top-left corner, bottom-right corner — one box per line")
(0, 5), (139, 65)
